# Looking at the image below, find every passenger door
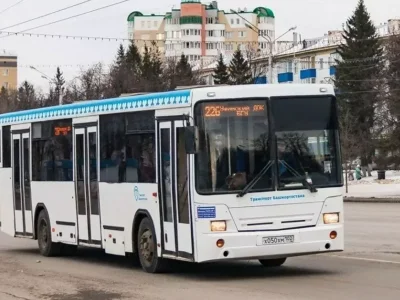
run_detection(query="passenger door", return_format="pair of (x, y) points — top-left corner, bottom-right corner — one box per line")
(157, 118), (193, 259)
(74, 124), (101, 247)
(12, 130), (33, 237)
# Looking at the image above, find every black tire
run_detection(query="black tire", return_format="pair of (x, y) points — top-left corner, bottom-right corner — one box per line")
(259, 258), (287, 267)
(37, 210), (61, 257)
(137, 217), (167, 273)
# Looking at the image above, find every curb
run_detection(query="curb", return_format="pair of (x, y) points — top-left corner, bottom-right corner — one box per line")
(344, 197), (400, 203)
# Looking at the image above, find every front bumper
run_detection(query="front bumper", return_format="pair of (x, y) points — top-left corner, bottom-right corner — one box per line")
(195, 224), (344, 263)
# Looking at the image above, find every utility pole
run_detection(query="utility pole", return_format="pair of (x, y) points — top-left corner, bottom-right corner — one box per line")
(229, 9), (296, 84)
(30, 66), (64, 105)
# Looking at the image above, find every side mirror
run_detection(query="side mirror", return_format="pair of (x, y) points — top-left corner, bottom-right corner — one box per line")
(184, 126), (199, 154)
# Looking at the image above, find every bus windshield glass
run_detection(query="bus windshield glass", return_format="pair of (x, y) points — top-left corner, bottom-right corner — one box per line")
(271, 96), (341, 189)
(194, 99), (272, 194)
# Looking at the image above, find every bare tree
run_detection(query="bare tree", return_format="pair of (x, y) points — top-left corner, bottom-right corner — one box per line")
(339, 106), (361, 190)
(383, 32), (400, 168)
(63, 63), (113, 103)
(244, 43), (268, 83)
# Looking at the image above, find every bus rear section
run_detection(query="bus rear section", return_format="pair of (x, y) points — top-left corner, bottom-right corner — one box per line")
(190, 88), (344, 264)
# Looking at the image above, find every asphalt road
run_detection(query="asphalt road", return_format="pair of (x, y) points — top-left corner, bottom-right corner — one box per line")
(0, 203), (399, 300)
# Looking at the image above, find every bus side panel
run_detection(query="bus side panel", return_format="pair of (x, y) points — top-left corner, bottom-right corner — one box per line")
(99, 182), (160, 256)
(0, 168), (15, 237)
(31, 182), (77, 244)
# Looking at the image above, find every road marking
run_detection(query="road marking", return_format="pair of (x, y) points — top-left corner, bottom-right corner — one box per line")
(323, 254), (400, 265)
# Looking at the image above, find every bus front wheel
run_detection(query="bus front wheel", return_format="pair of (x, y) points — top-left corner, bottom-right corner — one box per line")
(259, 258), (287, 267)
(37, 209), (61, 257)
(137, 217), (167, 273)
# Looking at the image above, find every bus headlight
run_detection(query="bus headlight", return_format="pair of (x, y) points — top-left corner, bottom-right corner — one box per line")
(211, 221), (226, 231)
(323, 213), (339, 224)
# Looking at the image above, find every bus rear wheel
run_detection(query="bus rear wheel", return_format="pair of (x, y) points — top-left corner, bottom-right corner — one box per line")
(37, 210), (61, 257)
(137, 217), (167, 273)
(259, 258), (287, 267)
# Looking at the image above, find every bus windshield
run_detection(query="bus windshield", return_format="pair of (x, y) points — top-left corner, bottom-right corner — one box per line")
(272, 96), (341, 189)
(194, 99), (272, 194)
(194, 96), (341, 195)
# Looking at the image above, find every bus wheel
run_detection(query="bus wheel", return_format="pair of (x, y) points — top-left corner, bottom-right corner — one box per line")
(37, 210), (61, 257)
(259, 258), (287, 267)
(137, 217), (166, 273)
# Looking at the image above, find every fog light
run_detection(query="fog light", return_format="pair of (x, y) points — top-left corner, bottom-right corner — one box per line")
(211, 221), (226, 232)
(330, 231), (337, 239)
(216, 239), (225, 248)
(323, 213), (339, 224)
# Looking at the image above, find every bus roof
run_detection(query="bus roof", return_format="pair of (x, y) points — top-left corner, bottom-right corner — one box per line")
(0, 88), (192, 126)
(0, 84), (335, 126)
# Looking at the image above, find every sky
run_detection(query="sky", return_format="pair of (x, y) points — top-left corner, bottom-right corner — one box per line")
(0, 0), (399, 93)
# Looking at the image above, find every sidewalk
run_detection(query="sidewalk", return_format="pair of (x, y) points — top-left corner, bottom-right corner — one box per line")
(343, 170), (400, 203)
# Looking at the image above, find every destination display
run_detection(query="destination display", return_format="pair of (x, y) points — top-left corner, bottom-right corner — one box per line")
(203, 101), (266, 117)
(54, 126), (72, 136)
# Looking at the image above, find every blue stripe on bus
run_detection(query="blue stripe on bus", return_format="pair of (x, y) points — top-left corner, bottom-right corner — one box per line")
(0, 90), (191, 125)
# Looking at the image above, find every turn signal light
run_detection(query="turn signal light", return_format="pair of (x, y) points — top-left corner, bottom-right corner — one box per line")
(330, 231), (337, 239)
(216, 239), (225, 248)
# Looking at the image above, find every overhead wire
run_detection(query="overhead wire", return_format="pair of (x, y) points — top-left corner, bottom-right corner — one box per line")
(0, 29), (396, 65)
(0, 0), (96, 31)
(0, 0), (132, 38)
(0, 0), (25, 15)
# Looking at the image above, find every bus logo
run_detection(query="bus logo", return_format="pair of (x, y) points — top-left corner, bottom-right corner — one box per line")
(134, 186), (147, 201)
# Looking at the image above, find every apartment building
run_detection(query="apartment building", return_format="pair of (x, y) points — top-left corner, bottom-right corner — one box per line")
(0, 50), (17, 90)
(272, 19), (400, 85)
(199, 18), (400, 85)
(127, 0), (275, 64)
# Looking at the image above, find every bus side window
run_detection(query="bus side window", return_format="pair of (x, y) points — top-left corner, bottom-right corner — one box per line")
(2, 126), (11, 168)
(176, 127), (189, 224)
(99, 111), (156, 184)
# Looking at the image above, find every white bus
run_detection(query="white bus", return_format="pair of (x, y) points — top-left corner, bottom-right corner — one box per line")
(0, 84), (344, 273)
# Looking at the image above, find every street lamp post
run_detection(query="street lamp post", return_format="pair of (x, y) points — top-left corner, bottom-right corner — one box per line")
(30, 66), (64, 105)
(230, 9), (296, 83)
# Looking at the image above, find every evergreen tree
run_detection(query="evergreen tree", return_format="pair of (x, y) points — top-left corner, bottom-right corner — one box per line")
(228, 48), (252, 85)
(0, 87), (9, 113)
(125, 40), (142, 92)
(149, 41), (164, 91)
(175, 53), (199, 87)
(212, 53), (229, 85)
(334, 0), (384, 170)
(141, 44), (152, 79)
(18, 81), (38, 110)
(116, 44), (126, 66)
(126, 40), (142, 72)
(110, 44), (129, 96)
(54, 67), (65, 104)
(55, 67), (65, 88)
(139, 42), (164, 92)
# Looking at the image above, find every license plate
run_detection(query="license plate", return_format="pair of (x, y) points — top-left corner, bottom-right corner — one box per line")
(262, 235), (294, 245)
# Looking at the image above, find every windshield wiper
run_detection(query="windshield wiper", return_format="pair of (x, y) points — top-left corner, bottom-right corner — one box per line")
(237, 160), (273, 197)
(279, 160), (317, 193)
